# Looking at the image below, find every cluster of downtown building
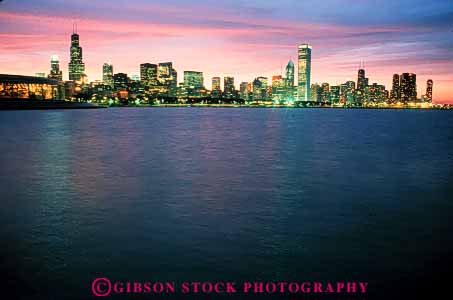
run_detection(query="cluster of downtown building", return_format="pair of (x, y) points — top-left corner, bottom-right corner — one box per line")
(43, 30), (434, 105)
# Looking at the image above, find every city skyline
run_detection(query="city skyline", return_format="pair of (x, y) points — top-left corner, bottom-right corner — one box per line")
(0, 0), (452, 103)
(5, 28), (440, 105)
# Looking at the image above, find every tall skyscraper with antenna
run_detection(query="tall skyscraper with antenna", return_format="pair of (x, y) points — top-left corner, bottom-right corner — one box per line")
(355, 62), (367, 103)
(68, 24), (85, 81)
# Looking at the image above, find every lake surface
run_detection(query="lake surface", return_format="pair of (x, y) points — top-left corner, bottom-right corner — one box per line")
(0, 108), (452, 300)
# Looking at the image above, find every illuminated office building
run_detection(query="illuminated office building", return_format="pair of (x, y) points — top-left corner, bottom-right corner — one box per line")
(297, 44), (312, 102)
(400, 73), (417, 103)
(285, 59), (295, 87)
(68, 26), (85, 81)
(102, 63), (114, 87)
(0, 74), (62, 100)
(365, 83), (386, 103)
(355, 68), (366, 103)
(113, 73), (128, 91)
(183, 71), (204, 97)
(158, 62), (176, 85)
(340, 83), (348, 102)
(252, 78), (261, 100)
(158, 62), (177, 96)
(48, 55), (63, 81)
(282, 60), (296, 102)
(212, 77), (221, 91)
(223, 76), (235, 98)
(330, 86), (340, 104)
(253, 77), (268, 100)
(357, 69), (366, 90)
(310, 83), (322, 102)
(239, 82), (249, 101)
(272, 75), (285, 102)
(321, 83), (330, 102)
(344, 81), (355, 104)
(211, 77), (221, 98)
(140, 63), (158, 87)
(257, 77), (268, 100)
(425, 79), (433, 103)
(339, 81), (355, 104)
(267, 86), (273, 99)
(390, 74), (400, 102)
(184, 71), (204, 89)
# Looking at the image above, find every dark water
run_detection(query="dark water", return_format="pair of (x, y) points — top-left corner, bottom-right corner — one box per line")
(0, 108), (452, 300)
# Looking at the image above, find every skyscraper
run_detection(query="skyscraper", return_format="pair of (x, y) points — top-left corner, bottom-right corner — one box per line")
(390, 74), (400, 102)
(113, 73), (129, 91)
(282, 60), (296, 102)
(158, 63), (172, 83)
(356, 68), (366, 103)
(68, 26), (85, 81)
(425, 79), (433, 103)
(297, 44), (311, 102)
(330, 86), (340, 104)
(400, 73), (417, 103)
(252, 77), (268, 100)
(48, 55), (63, 81)
(239, 82), (249, 101)
(184, 71), (204, 89)
(340, 83), (348, 102)
(285, 59), (295, 87)
(321, 83), (330, 102)
(158, 62), (177, 96)
(365, 83), (386, 103)
(140, 63), (158, 87)
(212, 77), (221, 91)
(272, 75), (285, 102)
(211, 77), (221, 98)
(182, 71), (204, 98)
(171, 68), (178, 89)
(223, 77), (235, 98)
(344, 81), (356, 104)
(103, 63), (114, 87)
(310, 83), (322, 102)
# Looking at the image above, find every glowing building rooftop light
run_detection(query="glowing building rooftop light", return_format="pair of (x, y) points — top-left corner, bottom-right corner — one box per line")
(299, 44), (312, 49)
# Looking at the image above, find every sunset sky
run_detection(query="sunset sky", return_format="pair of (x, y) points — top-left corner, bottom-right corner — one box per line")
(0, 0), (452, 103)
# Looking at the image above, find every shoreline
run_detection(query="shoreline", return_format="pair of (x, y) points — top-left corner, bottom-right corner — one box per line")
(0, 99), (106, 110)
(107, 103), (453, 110)
(1, 99), (451, 110)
